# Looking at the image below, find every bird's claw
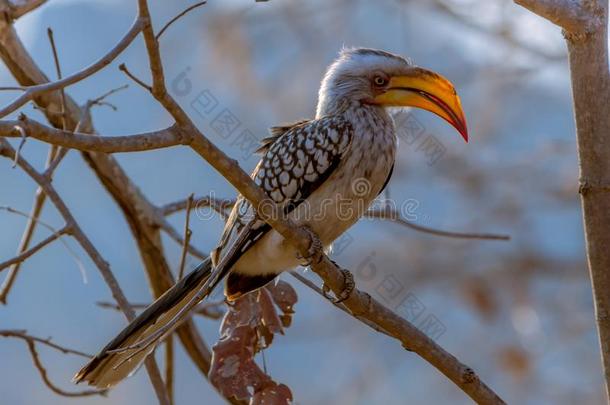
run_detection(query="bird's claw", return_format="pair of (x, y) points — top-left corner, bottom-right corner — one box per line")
(322, 268), (355, 304)
(296, 226), (323, 266)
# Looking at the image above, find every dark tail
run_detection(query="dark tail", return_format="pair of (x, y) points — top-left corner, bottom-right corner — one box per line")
(73, 258), (213, 388)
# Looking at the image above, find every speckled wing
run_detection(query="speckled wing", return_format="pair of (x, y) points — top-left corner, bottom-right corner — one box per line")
(212, 116), (353, 272)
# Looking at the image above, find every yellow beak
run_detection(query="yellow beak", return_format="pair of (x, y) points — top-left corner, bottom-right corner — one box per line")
(372, 68), (469, 142)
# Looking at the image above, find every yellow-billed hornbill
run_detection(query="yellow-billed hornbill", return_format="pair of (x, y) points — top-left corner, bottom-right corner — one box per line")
(74, 47), (468, 388)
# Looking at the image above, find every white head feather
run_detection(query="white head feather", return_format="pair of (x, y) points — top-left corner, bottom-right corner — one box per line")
(316, 47), (412, 117)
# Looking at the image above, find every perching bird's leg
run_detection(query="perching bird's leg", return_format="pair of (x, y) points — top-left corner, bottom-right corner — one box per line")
(322, 265), (355, 304)
(296, 225), (324, 266)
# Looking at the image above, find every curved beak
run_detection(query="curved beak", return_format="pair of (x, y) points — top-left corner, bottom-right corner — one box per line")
(372, 67), (469, 142)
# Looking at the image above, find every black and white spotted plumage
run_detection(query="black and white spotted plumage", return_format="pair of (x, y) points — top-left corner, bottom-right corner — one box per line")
(75, 47), (406, 389)
(212, 117), (353, 298)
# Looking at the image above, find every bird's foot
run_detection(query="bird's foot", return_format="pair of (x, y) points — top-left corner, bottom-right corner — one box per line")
(296, 226), (323, 266)
(322, 267), (355, 304)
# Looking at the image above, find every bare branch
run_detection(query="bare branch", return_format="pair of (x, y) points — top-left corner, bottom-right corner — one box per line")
(46, 28), (66, 130)
(119, 63), (152, 92)
(177, 194), (194, 280)
(431, 0), (566, 61)
(0, 168), (54, 303)
(165, 336), (174, 405)
(0, 330), (104, 397)
(0, 16), (144, 118)
(0, 86), (24, 91)
(11, 123), (26, 167)
(156, 1), (207, 40)
(366, 207), (511, 241)
(0, 329), (91, 358)
(7, 0), (47, 19)
(0, 0), (506, 402)
(97, 300), (225, 320)
(0, 4), (213, 394)
(0, 116), (186, 153)
(159, 218), (208, 260)
(288, 271), (390, 336)
(0, 140), (170, 405)
(308, 255), (505, 404)
(161, 196), (234, 217)
(514, 0), (602, 33)
(162, 196), (509, 241)
(0, 226), (69, 272)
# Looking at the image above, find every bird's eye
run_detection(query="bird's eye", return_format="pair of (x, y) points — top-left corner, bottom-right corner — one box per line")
(373, 76), (388, 87)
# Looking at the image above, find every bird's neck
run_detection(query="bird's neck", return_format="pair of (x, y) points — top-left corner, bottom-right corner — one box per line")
(344, 104), (396, 145)
(317, 97), (391, 123)
(317, 99), (397, 146)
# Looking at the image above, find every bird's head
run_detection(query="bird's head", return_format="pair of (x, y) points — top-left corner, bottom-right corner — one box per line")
(316, 47), (468, 142)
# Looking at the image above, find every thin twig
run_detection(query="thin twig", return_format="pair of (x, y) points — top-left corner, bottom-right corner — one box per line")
(0, 5), (208, 400)
(156, 1), (207, 40)
(89, 84), (129, 105)
(0, 226), (69, 272)
(178, 193), (194, 280)
(0, 205), (87, 283)
(165, 336), (174, 405)
(96, 300), (225, 319)
(119, 63), (152, 92)
(0, 330), (104, 397)
(162, 195), (509, 241)
(0, 329), (91, 358)
(366, 207), (511, 241)
(0, 139), (169, 405)
(46, 28), (66, 130)
(42, 147), (68, 178)
(0, 142), (59, 303)
(12, 124), (26, 167)
(42, 84), (129, 179)
(161, 196), (235, 217)
(0, 16), (144, 119)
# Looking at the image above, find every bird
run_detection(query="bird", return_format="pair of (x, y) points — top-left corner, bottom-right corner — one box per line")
(74, 47), (468, 388)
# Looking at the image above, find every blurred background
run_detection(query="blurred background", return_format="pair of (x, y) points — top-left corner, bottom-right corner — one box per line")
(0, 0), (602, 404)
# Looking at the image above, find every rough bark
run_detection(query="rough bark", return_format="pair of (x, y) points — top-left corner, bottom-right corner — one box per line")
(515, 0), (610, 400)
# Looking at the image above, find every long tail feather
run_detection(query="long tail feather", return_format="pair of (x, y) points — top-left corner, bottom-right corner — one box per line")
(73, 258), (213, 388)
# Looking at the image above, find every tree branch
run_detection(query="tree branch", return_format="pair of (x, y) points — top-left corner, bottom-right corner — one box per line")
(0, 16), (144, 118)
(156, 1), (207, 40)
(0, 140), (170, 405)
(0, 0), (216, 401)
(0, 115), (186, 152)
(177, 194), (194, 280)
(0, 330), (102, 397)
(0, 226), (69, 272)
(0, 0), (506, 402)
(0, 4), (215, 399)
(161, 196), (234, 217)
(516, 0), (610, 400)
(116, 2), (506, 401)
(514, 0), (602, 33)
(365, 207), (511, 241)
(6, 0), (47, 19)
